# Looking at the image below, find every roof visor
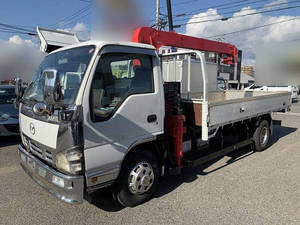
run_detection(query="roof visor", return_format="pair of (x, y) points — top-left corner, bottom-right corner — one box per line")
(37, 27), (80, 53)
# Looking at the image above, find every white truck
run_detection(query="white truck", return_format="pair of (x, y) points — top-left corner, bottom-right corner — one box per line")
(245, 84), (298, 102)
(15, 27), (291, 207)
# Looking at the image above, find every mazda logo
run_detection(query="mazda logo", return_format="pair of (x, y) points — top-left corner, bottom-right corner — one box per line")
(29, 123), (35, 135)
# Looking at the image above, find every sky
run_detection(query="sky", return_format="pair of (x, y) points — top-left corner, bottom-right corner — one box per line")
(1, 0), (300, 81)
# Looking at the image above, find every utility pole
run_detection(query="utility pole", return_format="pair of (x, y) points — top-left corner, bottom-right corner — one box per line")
(156, 0), (160, 30)
(166, 0), (174, 31)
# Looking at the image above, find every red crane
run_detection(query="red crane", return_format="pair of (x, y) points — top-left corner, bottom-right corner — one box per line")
(132, 27), (239, 168)
(132, 27), (238, 65)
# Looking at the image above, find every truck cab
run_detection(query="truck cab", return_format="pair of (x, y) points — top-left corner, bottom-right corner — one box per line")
(18, 40), (165, 205)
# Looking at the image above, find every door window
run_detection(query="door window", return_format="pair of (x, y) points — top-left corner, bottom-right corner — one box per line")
(90, 53), (154, 122)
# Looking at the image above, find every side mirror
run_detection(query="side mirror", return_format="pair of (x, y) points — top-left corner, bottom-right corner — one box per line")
(43, 69), (64, 107)
(15, 77), (23, 98)
(14, 77), (23, 109)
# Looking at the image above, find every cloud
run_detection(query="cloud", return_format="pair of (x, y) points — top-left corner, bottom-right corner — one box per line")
(9, 35), (23, 45)
(185, 7), (300, 66)
(9, 35), (36, 46)
(0, 36), (45, 82)
(264, 0), (288, 9)
(0, 23), (92, 82)
(60, 23), (90, 41)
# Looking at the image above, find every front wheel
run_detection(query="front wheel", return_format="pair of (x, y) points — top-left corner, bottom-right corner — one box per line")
(113, 149), (160, 207)
(253, 120), (270, 152)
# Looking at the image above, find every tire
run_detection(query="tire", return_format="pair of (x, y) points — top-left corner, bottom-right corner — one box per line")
(253, 120), (270, 152)
(113, 149), (160, 207)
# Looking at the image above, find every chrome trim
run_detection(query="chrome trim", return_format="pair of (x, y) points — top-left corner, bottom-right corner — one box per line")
(23, 135), (54, 164)
(18, 144), (84, 204)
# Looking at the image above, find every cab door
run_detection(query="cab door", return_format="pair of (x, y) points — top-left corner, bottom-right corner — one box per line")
(81, 45), (164, 184)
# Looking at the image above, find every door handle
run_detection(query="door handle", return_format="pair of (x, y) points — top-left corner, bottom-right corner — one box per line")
(147, 114), (157, 123)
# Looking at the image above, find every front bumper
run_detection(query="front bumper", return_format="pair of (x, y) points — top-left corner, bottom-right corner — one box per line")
(18, 144), (84, 203)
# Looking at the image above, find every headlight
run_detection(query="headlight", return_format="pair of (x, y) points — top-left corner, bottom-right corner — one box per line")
(0, 113), (17, 121)
(0, 113), (9, 121)
(0, 116), (8, 122)
(55, 148), (83, 174)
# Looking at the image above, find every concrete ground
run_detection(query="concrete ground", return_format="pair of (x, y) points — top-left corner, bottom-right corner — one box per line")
(0, 103), (300, 225)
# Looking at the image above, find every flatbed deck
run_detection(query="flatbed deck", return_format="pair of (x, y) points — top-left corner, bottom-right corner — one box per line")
(183, 90), (291, 139)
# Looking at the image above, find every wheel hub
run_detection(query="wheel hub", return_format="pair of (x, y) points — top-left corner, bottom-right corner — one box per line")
(141, 176), (151, 186)
(128, 162), (154, 194)
(260, 126), (268, 145)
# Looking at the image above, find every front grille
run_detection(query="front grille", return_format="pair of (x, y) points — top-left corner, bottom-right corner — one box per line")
(23, 135), (53, 164)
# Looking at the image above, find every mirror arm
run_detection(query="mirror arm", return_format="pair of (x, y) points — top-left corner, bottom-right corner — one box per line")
(14, 98), (20, 109)
(47, 105), (55, 115)
(13, 97), (23, 109)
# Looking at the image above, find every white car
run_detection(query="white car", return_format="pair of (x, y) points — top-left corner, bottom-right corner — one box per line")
(245, 84), (298, 102)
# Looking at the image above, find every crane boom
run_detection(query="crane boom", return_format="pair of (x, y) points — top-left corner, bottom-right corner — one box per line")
(132, 27), (238, 65)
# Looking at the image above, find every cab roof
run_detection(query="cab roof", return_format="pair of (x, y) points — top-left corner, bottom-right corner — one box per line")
(49, 40), (156, 55)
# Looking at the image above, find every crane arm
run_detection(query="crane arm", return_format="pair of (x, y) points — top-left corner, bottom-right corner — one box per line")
(132, 27), (237, 64)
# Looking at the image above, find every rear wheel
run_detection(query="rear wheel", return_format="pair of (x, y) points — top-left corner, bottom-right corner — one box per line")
(253, 120), (270, 152)
(113, 149), (160, 207)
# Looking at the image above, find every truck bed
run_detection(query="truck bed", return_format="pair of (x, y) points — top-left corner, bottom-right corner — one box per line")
(183, 90), (291, 129)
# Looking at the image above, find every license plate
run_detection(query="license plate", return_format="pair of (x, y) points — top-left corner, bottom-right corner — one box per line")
(38, 167), (46, 178)
(27, 158), (36, 170)
(20, 153), (26, 163)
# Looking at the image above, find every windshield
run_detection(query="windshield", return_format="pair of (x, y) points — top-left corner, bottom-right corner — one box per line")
(23, 45), (95, 105)
(0, 87), (16, 104)
(251, 85), (262, 89)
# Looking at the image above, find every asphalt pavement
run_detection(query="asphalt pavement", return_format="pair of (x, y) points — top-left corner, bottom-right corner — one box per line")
(0, 103), (300, 225)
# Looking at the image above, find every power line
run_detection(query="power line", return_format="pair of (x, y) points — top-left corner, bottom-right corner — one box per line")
(204, 17), (300, 38)
(62, 11), (92, 27)
(0, 23), (36, 36)
(175, 0), (271, 19)
(174, 0), (298, 22)
(163, 0), (250, 9)
(177, 5), (300, 26)
(154, 0), (257, 24)
(0, 23), (35, 33)
(173, 0), (255, 13)
(0, 2), (91, 37)
(49, 5), (92, 28)
(148, 8), (157, 25)
(0, 30), (34, 35)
